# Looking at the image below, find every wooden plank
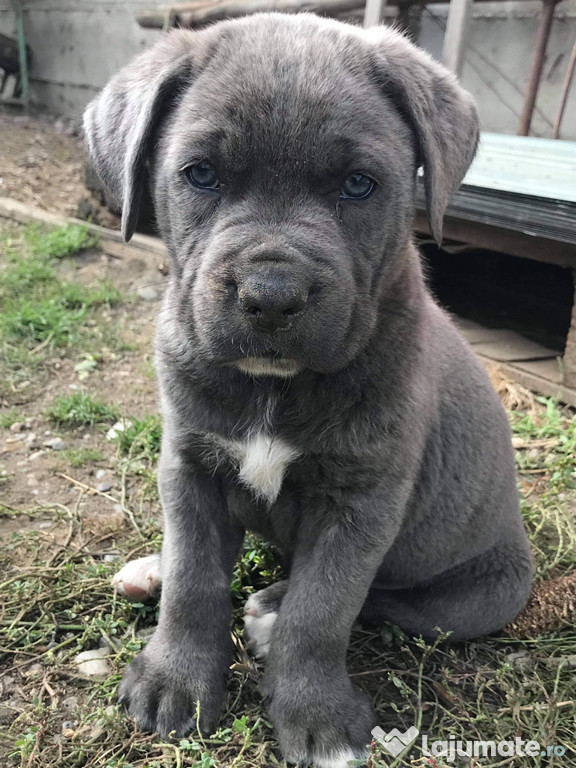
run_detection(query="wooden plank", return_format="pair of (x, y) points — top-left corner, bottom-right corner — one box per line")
(513, 357), (563, 384)
(413, 210), (576, 269)
(442, 0), (474, 77)
(137, 0), (366, 28)
(453, 320), (511, 344)
(478, 355), (576, 408)
(0, 197), (168, 260)
(470, 330), (561, 362)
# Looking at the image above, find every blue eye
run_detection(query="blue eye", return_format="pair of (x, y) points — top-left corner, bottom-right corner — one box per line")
(185, 163), (220, 191)
(340, 173), (375, 200)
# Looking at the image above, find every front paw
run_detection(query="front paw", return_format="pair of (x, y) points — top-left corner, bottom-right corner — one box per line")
(263, 670), (374, 767)
(118, 639), (226, 738)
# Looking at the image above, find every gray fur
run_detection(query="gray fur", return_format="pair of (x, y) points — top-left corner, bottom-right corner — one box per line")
(84, 14), (532, 765)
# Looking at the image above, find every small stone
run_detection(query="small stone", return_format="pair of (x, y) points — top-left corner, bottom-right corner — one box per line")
(5, 436), (24, 445)
(28, 450), (45, 462)
(62, 696), (80, 711)
(10, 421), (25, 433)
(137, 286), (160, 302)
(27, 475), (38, 487)
(106, 420), (132, 441)
(24, 663), (44, 677)
(44, 437), (67, 451)
(74, 648), (111, 677)
(95, 469), (107, 480)
(97, 481), (113, 493)
(26, 432), (38, 448)
(506, 651), (533, 669)
(104, 552), (121, 563)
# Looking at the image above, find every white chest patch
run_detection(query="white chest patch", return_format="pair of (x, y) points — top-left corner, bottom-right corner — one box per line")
(224, 433), (299, 504)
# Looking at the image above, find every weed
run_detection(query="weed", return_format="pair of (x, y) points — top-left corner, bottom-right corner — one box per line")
(27, 221), (99, 260)
(114, 414), (162, 460)
(60, 447), (105, 468)
(46, 392), (118, 428)
(0, 407), (20, 429)
(512, 398), (576, 578)
(0, 222), (120, 395)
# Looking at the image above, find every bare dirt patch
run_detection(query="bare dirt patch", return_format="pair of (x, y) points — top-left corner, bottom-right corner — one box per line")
(0, 111), (119, 228)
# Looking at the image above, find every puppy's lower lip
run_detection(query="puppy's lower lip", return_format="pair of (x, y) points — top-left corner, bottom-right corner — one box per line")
(233, 357), (303, 377)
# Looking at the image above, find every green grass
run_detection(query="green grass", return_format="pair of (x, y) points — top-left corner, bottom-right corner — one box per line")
(0, 407), (20, 429)
(511, 398), (576, 579)
(46, 392), (119, 428)
(60, 447), (106, 468)
(0, 223), (120, 395)
(114, 414), (162, 460)
(26, 222), (99, 260)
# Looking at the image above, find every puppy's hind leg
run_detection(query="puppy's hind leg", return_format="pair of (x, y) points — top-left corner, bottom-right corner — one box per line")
(243, 580), (288, 658)
(112, 554), (162, 601)
(362, 537), (533, 642)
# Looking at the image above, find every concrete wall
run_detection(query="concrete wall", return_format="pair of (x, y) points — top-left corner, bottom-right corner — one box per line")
(1, 0), (575, 139)
(417, 1), (576, 139)
(0, 0), (161, 117)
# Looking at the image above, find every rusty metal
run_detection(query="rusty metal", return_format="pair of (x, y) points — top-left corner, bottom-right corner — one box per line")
(517, 0), (560, 136)
(553, 40), (576, 139)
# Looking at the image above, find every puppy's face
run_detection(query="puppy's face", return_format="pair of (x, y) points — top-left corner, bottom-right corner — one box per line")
(84, 15), (479, 375)
(155, 25), (416, 374)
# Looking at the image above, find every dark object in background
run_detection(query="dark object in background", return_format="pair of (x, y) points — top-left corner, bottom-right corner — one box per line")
(423, 242), (573, 351)
(0, 31), (24, 73)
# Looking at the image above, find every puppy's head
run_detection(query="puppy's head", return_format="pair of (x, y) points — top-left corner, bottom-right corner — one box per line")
(84, 14), (478, 375)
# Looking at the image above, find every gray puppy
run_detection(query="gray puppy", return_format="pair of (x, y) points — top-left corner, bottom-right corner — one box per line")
(84, 13), (533, 767)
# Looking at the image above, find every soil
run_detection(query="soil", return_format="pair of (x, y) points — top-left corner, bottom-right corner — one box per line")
(0, 110), (120, 228)
(0, 241), (165, 537)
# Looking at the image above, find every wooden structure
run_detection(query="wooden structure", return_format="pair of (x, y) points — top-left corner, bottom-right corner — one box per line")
(415, 132), (576, 402)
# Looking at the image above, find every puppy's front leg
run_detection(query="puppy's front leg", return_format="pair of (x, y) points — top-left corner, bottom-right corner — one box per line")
(263, 493), (404, 767)
(119, 448), (244, 738)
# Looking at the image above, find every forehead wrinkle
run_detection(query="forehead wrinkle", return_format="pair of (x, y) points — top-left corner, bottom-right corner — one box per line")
(175, 30), (410, 183)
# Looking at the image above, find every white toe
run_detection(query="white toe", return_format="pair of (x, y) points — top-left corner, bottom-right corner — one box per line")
(112, 554), (161, 600)
(313, 748), (366, 768)
(243, 593), (278, 659)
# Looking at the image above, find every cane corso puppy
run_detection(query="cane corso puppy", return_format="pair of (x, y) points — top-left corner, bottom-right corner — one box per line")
(84, 13), (533, 766)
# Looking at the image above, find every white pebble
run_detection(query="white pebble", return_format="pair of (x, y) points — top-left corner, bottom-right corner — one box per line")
(75, 648), (111, 677)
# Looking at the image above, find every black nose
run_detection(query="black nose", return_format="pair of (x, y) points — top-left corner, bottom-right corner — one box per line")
(238, 269), (309, 334)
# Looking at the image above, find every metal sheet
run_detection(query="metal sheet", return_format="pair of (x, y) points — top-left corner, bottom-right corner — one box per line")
(416, 132), (576, 245)
(464, 133), (576, 203)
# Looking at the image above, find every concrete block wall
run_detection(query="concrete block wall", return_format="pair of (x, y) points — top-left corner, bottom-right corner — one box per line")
(0, 0), (575, 139)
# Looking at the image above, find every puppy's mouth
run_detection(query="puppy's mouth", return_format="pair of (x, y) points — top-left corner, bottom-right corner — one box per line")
(233, 357), (303, 378)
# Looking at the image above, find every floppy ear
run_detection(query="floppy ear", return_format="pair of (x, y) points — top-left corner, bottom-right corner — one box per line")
(83, 31), (196, 241)
(367, 27), (479, 243)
